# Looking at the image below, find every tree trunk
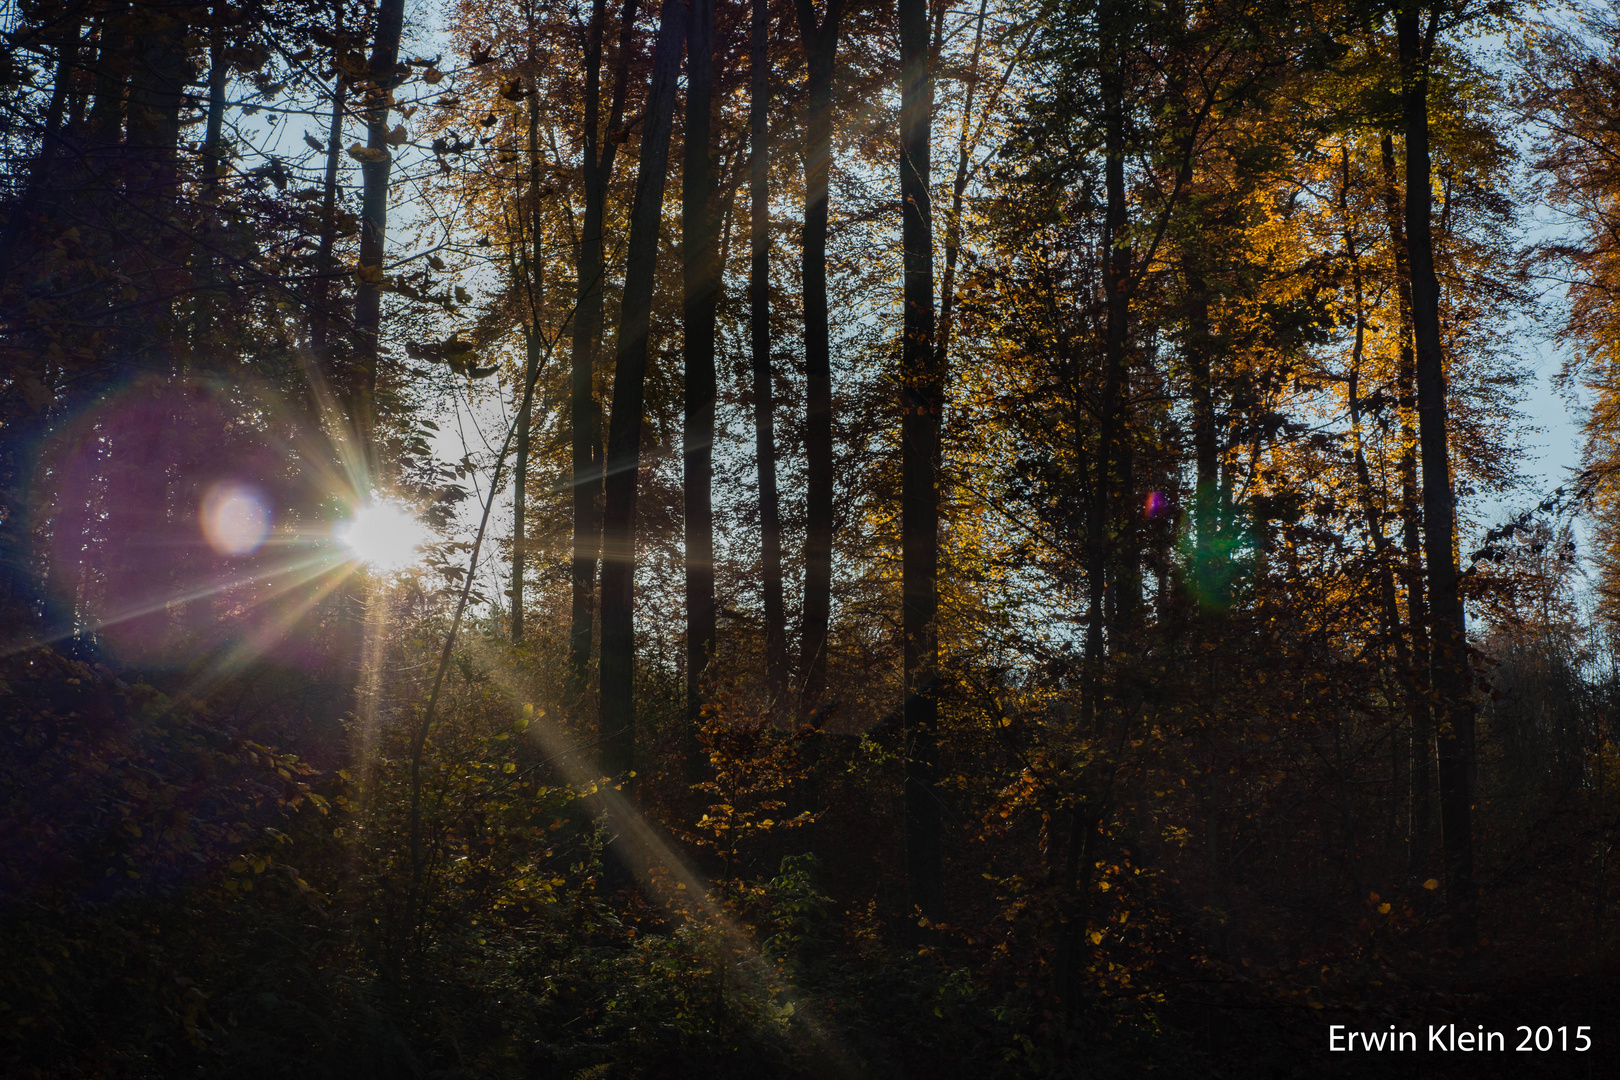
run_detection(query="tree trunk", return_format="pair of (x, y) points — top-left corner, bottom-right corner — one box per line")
(309, 72), (349, 368)
(1398, 7), (1474, 946)
(684, 0), (718, 773)
(87, 2), (132, 146)
(514, 86), (546, 645)
(201, 42), (227, 182)
(308, 2), (349, 371)
(1184, 263), (1223, 609)
(353, 0), (406, 468)
(898, 0), (942, 923)
(126, 4), (189, 163)
(750, 0), (788, 700)
(570, 0), (636, 707)
(598, 0), (687, 779)
(1058, 0), (1131, 1005)
(793, 0), (845, 710)
(1378, 131), (1433, 874)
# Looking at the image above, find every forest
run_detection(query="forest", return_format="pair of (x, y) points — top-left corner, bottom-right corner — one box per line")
(2, 0), (1619, 1075)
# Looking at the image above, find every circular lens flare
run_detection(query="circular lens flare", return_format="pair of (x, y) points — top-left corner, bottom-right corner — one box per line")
(337, 499), (430, 572)
(201, 483), (271, 556)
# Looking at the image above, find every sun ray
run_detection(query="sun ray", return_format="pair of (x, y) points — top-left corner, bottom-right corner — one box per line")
(4, 548), (354, 659)
(432, 635), (857, 1071)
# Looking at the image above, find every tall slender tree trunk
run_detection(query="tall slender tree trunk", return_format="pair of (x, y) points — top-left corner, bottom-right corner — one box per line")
(750, 0), (788, 699)
(1398, 7), (1474, 946)
(353, 0), (405, 468)
(1340, 147), (1406, 668)
(1058, 0), (1131, 1005)
(309, 78), (348, 363)
(201, 38), (227, 182)
(935, 0), (986, 368)
(1184, 263), (1223, 608)
(793, 0), (845, 710)
(570, 0), (636, 707)
(898, 0), (942, 923)
(88, 3), (131, 146)
(191, 33), (229, 346)
(309, 2), (349, 370)
(684, 0), (718, 772)
(126, 8), (189, 186)
(513, 84), (546, 645)
(1379, 131), (1433, 873)
(598, 0), (687, 779)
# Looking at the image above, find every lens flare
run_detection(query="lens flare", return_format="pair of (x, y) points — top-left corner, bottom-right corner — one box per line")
(201, 483), (271, 556)
(1145, 490), (1169, 519)
(337, 499), (429, 572)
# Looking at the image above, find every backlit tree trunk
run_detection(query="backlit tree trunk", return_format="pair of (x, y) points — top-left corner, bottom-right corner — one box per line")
(353, 0), (405, 468)
(1398, 5), (1474, 946)
(793, 0), (846, 710)
(598, 0), (687, 779)
(683, 0), (718, 772)
(750, 0), (788, 699)
(899, 0), (942, 923)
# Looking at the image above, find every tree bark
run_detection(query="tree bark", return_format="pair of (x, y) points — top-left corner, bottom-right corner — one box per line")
(569, 0), (637, 707)
(125, 6), (188, 167)
(1184, 263), (1222, 608)
(87, 2), (131, 146)
(1378, 130), (1433, 874)
(514, 83), (546, 646)
(684, 0), (718, 772)
(1398, 7), (1474, 946)
(899, 0), (942, 923)
(309, 71), (349, 368)
(793, 0), (845, 710)
(598, 0), (688, 779)
(201, 41), (227, 183)
(750, 0), (788, 700)
(353, 0), (406, 468)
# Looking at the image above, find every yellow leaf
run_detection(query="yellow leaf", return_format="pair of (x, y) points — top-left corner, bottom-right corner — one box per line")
(502, 762), (516, 774)
(1378, 903), (1391, 915)
(1422, 878), (1440, 891)
(1089, 931), (1103, 945)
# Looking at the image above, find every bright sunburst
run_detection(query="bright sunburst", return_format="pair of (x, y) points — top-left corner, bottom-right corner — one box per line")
(336, 499), (430, 573)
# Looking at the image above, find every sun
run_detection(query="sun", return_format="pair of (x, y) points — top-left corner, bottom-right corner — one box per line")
(337, 499), (430, 572)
